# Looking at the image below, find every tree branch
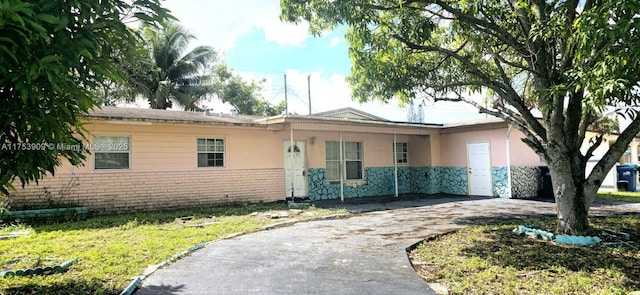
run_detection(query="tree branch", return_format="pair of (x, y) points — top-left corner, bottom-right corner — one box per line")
(429, 0), (529, 56)
(583, 133), (604, 161)
(434, 88), (545, 154)
(564, 91), (584, 151)
(392, 33), (547, 139)
(587, 115), (640, 190)
(492, 49), (539, 75)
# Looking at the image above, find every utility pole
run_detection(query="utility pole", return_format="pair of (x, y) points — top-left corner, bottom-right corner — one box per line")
(284, 74), (288, 115)
(307, 74), (311, 115)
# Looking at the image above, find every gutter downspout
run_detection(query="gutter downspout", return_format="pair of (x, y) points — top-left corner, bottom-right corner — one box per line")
(339, 131), (344, 202)
(290, 125), (295, 204)
(506, 125), (513, 199)
(393, 133), (398, 197)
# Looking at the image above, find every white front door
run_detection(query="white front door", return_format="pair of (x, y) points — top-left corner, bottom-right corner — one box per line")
(284, 141), (307, 198)
(467, 142), (493, 196)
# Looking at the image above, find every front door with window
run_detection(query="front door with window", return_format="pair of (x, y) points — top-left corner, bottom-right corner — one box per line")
(284, 141), (307, 198)
(467, 142), (493, 196)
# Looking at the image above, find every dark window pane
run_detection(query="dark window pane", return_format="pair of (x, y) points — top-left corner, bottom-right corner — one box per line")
(326, 161), (340, 180)
(197, 138), (225, 167)
(197, 153), (208, 167)
(345, 161), (362, 180)
(198, 152), (224, 167)
(197, 139), (206, 151)
(325, 141), (339, 160)
(394, 142), (408, 164)
(95, 153), (129, 169)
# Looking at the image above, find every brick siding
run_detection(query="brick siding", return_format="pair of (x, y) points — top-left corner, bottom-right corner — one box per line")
(6, 168), (286, 214)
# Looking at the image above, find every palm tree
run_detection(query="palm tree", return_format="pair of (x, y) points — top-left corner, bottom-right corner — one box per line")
(141, 22), (216, 110)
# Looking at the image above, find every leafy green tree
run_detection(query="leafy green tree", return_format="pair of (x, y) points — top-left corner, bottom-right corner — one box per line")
(281, 0), (640, 234)
(94, 45), (157, 106)
(139, 22), (217, 110)
(213, 65), (286, 116)
(0, 0), (171, 195)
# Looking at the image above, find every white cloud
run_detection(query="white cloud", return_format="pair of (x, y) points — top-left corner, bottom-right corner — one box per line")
(210, 69), (484, 122)
(257, 15), (309, 47)
(161, 0), (309, 50)
(330, 37), (341, 47)
(143, 1), (489, 122)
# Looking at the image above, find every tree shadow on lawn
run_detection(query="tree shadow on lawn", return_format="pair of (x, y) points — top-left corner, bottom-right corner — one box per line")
(454, 219), (640, 290)
(452, 212), (557, 226)
(1, 277), (185, 295)
(7, 202), (291, 232)
(134, 283), (188, 295)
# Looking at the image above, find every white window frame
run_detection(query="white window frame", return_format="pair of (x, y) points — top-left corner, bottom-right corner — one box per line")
(197, 138), (225, 168)
(94, 135), (130, 170)
(325, 141), (363, 181)
(394, 142), (409, 164)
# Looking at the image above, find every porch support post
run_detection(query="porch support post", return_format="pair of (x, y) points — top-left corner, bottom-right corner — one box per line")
(506, 125), (513, 199)
(393, 133), (398, 198)
(290, 124), (295, 204)
(340, 131), (344, 202)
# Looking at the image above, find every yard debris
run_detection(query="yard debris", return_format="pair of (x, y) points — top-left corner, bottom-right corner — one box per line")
(513, 225), (602, 246)
(174, 216), (218, 227)
(0, 231), (29, 240)
(0, 258), (76, 278)
(601, 229), (636, 248)
(601, 229), (631, 241)
(427, 283), (448, 295)
(513, 225), (554, 241)
(263, 209), (304, 219)
(288, 201), (310, 207)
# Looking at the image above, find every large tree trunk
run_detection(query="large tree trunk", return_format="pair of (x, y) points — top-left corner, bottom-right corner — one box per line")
(547, 163), (590, 234)
(545, 112), (592, 235)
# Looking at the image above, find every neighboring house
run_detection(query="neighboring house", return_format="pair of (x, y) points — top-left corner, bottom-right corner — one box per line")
(5, 107), (566, 213)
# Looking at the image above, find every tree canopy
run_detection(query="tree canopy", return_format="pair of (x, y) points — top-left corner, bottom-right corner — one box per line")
(0, 0), (171, 194)
(213, 65), (287, 116)
(140, 21), (217, 110)
(281, 0), (640, 233)
(101, 22), (284, 115)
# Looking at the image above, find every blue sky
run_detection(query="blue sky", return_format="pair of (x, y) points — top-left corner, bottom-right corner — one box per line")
(156, 0), (486, 122)
(226, 27), (351, 76)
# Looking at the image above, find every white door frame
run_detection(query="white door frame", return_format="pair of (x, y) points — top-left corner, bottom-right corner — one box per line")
(467, 141), (493, 196)
(284, 140), (307, 198)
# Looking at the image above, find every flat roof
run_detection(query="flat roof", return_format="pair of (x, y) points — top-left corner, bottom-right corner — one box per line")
(88, 106), (264, 126)
(87, 106), (512, 130)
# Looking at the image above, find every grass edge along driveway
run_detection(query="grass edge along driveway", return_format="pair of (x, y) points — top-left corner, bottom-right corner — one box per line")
(0, 203), (346, 295)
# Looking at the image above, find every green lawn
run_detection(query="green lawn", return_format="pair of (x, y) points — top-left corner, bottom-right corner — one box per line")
(597, 191), (640, 203)
(0, 203), (345, 294)
(410, 215), (640, 295)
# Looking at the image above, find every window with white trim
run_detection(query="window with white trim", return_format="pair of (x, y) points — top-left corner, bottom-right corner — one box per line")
(394, 142), (408, 164)
(94, 136), (130, 169)
(325, 141), (363, 181)
(197, 138), (225, 167)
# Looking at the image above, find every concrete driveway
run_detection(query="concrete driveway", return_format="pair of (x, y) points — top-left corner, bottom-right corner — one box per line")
(134, 196), (640, 295)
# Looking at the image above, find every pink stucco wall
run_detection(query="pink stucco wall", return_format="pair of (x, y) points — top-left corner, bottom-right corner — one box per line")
(276, 130), (433, 169)
(439, 123), (542, 167)
(47, 119), (283, 173)
(6, 114), (550, 212)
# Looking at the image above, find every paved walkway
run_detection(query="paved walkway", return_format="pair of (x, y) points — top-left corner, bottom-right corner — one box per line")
(135, 196), (640, 295)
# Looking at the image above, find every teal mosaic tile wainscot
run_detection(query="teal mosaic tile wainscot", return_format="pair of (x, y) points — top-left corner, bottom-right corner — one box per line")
(492, 167), (509, 198)
(307, 166), (469, 200)
(438, 167), (468, 195)
(492, 166), (542, 198)
(511, 166), (542, 198)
